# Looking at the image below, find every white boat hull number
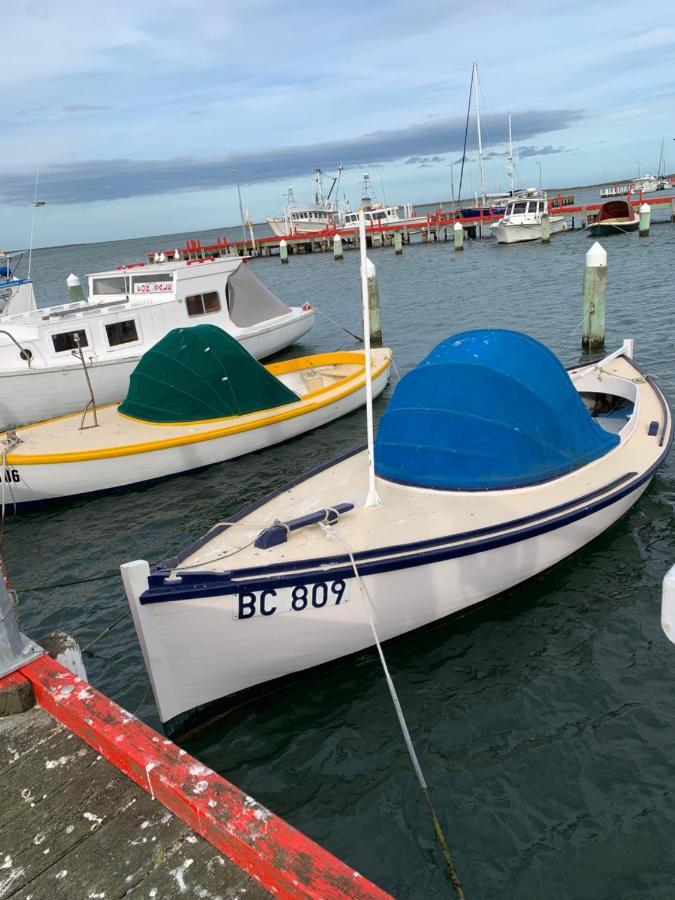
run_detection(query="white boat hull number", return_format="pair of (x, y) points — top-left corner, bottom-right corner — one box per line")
(3, 469), (20, 483)
(235, 580), (349, 619)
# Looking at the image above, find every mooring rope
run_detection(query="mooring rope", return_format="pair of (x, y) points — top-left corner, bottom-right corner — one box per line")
(319, 521), (466, 899)
(312, 306), (364, 343)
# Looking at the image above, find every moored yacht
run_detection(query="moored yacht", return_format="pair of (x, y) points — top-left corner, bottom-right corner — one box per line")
(0, 256), (315, 429)
(490, 190), (567, 244)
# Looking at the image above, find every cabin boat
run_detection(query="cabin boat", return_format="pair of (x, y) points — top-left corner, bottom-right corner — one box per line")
(588, 200), (639, 236)
(631, 175), (658, 195)
(340, 173), (426, 232)
(0, 324), (391, 505)
(490, 190), (567, 244)
(121, 330), (672, 737)
(0, 257), (314, 430)
(267, 168), (346, 236)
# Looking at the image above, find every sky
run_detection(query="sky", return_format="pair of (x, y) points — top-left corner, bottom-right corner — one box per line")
(3, 0), (675, 247)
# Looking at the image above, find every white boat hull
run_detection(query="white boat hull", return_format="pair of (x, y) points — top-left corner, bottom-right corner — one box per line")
(492, 216), (567, 244)
(6, 364), (389, 504)
(0, 310), (314, 431)
(123, 478), (649, 733)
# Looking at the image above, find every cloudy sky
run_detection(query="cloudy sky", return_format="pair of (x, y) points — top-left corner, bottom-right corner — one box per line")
(4, 0), (675, 246)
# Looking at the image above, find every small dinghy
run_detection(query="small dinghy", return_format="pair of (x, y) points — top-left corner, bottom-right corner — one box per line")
(0, 324), (391, 505)
(122, 329), (672, 738)
(588, 200), (639, 236)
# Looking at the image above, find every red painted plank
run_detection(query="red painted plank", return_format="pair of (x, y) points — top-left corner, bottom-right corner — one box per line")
(16, 655), (392, 900)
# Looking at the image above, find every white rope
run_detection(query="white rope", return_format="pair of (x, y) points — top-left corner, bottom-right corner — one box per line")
(319, 521), (466, 897)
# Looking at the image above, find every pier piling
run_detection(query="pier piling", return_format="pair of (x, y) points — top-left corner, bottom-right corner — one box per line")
(394, 231), (403, 255)
(639, 203), (651, 237)
(453, 221), (464, 252)
(333, 233), (343, 261)
(279, 239), (288, 264)
(66, 273), (84, 302)
(541, 212), (551, 244)
(366, 258), (383, 347)
(582, 241), (607, 352)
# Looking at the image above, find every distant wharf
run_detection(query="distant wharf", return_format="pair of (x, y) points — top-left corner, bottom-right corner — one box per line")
(147, 193), (675, 262)
(0, 650), (391, 899)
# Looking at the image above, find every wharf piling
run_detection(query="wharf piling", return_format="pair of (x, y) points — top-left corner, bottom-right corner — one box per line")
(453, 221), (464, 251)
(582, 241), (607, 352)
(366, 258), (383, 347)
(540, 212), (551, 244)
(671, 198), (675, 223)
(639, 203), (651, 237)
(333, 233), (344, 261)
(393, 231), (403, 255)
(279, 239), (288, 264)
(66, 273), (84, 303)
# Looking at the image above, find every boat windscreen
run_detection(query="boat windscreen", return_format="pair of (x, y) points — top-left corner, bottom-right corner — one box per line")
(118, 324), (299, 423)
(598, 200), (632, 221)
(375, 329), (620, 490)
(225, 264), (291, 327)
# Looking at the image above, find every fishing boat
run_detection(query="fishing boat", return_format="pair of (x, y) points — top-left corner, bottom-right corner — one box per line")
(588, 200), (639, 236)
(0, 256), (315, 430)
(267, 168), (345, 236)
(490, 190), (567, 244)
(0, 324), (391, 505)
(122, 327), (672, 738)
(340, 174), (426, 231)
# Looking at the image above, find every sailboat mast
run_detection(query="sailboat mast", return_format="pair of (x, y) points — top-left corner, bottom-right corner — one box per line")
(507, 113), (515, 195)
(358, 210), (380, 509)
(473, 62), (486, 205)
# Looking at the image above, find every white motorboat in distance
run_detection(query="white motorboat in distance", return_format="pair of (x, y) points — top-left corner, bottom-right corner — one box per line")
(121, 330), (672, 737)
(491, 190), (567, 244)
(0, 324), (391, 505)
(0, 256), (314, 430)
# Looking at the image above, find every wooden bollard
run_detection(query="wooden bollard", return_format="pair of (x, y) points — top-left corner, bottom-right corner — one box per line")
(279, 239), (288, 264)
(333, 233), (343, 261)
(365, 258), (383, 347)
(453, 221), (464, 251)
(540, 212), (551, 243)
(393, 232), (403, 255)
(639, 203), (651, 237)
(582, 242), (607, 352)
(670, 198), (675, 223)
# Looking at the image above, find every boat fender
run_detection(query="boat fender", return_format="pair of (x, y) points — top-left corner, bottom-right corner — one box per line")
(254, 502), (354, 550)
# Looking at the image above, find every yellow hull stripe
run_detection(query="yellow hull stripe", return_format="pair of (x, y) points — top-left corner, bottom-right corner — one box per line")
(7, 351), (391, 465)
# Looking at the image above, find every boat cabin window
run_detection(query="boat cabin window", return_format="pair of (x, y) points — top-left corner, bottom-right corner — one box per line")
(106, 319), (139, 347)
(51, 329), (88, 353)
(91, 276), (128, 295)
(186, 291), (221, 317)
(132, 273), (173, 294)
(512, 202), (527, 214)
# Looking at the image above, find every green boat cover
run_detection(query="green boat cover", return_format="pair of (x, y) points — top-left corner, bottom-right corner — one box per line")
(118, 324), (300, 423)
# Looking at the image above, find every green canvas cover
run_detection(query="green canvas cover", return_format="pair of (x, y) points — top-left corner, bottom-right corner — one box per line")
(118, 324), (300, 423)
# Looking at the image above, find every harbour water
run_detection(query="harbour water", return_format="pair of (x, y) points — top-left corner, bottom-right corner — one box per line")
(6, 193), (675, 898)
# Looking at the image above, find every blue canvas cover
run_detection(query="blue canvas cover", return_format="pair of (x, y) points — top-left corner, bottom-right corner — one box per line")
(374, 329), (619, 490)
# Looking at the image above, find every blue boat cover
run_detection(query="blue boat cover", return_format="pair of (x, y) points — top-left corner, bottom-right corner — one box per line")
(374, 329), (620, 490)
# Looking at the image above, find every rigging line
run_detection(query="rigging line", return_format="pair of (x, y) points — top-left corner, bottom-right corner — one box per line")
(320, 522), (466, 899)
(312, 306), (364, 343)
(80, 608), (131, 653)
(457, 65), (474, 210)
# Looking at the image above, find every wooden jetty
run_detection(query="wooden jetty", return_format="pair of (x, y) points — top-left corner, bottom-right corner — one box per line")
(0, 653), (391, 899)
(147, 193), (675, 263)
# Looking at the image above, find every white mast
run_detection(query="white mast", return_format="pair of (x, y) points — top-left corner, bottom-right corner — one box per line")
(506, 113), (515, 196)
(314, 169), (325, 207)
(358, 210), (380, 509)
(473, 62), (486, 205)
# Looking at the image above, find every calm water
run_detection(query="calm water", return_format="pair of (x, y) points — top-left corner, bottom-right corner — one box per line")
(6, 190), (675, 898)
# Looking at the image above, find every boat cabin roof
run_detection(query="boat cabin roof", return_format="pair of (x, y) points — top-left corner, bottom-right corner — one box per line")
(597, 200), (633, 221)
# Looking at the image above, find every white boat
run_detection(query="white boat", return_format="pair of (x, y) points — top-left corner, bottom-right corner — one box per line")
(0, 324), (391, 505)
(0, 256), (315, 430)
(631, 175), (658, 195)
(490, 190), (567, 244)
(267, 168), (345, 236)
(122, 330), (672, 737)
(340, 174), (426, 231)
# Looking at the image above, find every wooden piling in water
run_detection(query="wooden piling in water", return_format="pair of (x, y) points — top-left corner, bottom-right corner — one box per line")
(540, 212), (551, 244)
(333, 233), (343, 261)
(453, 221), (464, 251)
(279, 239), (288, 264)
(582, 242), (607, 352)
(366, 258), (383, 347)
(639, 203), (651, 237)
(394, 232), (403, 255)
